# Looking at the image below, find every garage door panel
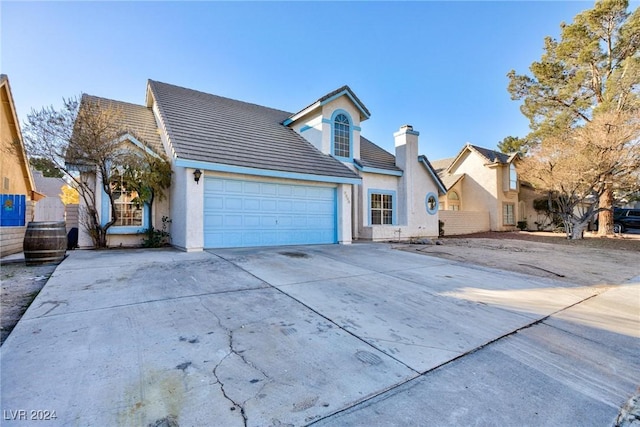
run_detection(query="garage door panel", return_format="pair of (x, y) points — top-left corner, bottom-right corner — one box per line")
(226, 198), (243, 210)
(244, 199), (260, 210)
(244, 182), (261, 194)
(223, 180), (242, 192)
(204, 177), (337, 248)
(244, 215), (261, 227)
(204, 197), (223, 210)
(261, 184), (277, 195)
(261, 216), (277, 226)
(205, 215), (223, 227)
(278, 185), (293, 196)
(261, 200), (277, 212)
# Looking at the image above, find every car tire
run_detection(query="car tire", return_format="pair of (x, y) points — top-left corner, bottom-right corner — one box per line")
(613, 223), (624, 233)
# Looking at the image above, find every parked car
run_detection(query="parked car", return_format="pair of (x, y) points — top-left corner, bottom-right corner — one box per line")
(613, 208), (640, 233)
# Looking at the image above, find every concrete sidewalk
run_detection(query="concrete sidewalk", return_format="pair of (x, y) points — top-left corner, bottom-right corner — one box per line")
(1, 244), (638, 426)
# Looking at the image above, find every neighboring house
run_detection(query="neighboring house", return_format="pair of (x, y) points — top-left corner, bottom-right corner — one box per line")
(433, 143), (520, 235)
(0, 75), (43, 257)
(78, 81), (446, 250)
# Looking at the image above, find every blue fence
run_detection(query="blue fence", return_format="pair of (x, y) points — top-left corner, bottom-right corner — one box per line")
(0, 194), (26, 226)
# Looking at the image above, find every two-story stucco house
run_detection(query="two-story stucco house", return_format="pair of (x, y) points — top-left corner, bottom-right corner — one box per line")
(77, 81), (446, 250)
(433, 144), (520, 235)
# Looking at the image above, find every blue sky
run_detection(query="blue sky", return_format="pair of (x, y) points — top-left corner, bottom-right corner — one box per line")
(1, 1), (609, 160)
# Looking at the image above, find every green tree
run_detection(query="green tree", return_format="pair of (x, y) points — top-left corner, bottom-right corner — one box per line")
(520, 110), (640, 239)
(497, 136), (527, 154)
(507, 0), (640, 236)
(119, 147), (172, 231)
(30, 157), (64, 178)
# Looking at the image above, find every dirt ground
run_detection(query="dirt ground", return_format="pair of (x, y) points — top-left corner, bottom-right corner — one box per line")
(1, 231), (639, 347)
(397, 230), (640, 287)
(0, 262), (56, 345)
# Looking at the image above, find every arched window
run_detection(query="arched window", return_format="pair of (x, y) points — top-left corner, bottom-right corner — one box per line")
(448, 191), (460, 211)
(333, 113), (350, 158)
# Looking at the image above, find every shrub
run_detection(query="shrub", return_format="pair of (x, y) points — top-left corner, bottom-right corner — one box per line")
(142, 216), (172, 248)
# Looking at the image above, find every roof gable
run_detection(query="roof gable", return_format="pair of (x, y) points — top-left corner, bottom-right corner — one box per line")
(469, 144), (511, 164)
(418, 155), (448, 195)
(80, 94), (164, 155)
(1, 74), (36, 194)
(446, 143), (514, 173)
(283, 85), (371, 126)
(147, 80), (360, 183)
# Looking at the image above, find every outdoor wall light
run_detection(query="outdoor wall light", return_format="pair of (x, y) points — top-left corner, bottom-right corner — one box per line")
(193, 169), (202, 184)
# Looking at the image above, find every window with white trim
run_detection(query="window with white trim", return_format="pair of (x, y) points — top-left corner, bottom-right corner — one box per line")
(112, 176), (143, 227)
(370, 193), (393, 225)
(333, 113), (350, 158)
(503, 203), (515, 225)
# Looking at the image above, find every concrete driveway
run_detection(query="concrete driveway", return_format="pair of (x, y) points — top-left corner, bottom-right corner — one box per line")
(1, 243), (638, 426)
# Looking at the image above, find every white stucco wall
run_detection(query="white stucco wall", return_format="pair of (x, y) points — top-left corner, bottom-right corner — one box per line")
(170, 166), (203, 252)
(321, 98), (362, 159)
(292, 115), (323, 152)
(357, 165), (439, 242)
(291, 95), (363, 161)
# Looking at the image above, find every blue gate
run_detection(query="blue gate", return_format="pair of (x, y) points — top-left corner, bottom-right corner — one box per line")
(0, 194), (26, 226)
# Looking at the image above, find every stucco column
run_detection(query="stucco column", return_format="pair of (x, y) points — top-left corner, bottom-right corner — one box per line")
(337, 183), (352, 244)
(394, 125), (419, 226)
(173, 167), (204, 251)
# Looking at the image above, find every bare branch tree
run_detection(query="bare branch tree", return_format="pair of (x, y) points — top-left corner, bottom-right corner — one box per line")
(521, 110), (640, 239)
(22, 95), (171, 248)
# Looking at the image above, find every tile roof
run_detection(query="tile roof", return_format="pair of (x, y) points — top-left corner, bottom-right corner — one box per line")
(148, 80), (360, 180)
(469, 145), (511, 164)
(31, 170), (69, 198)
(432, 145), (514, 191)
(440, 173), (464, 190)
(81, 94), (163, 154)
(286, 85), (371, 123)
(358, 136), (401, 172)
(430, 157), (455, 174)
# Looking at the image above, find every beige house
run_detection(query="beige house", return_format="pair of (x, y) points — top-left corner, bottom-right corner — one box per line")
(433, 144), (520, 235)
(0, 75), (43, 256)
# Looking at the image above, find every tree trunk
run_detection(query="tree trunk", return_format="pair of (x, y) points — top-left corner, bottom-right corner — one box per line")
(597, 186), (614, 236)
(569, 221), (587, 240)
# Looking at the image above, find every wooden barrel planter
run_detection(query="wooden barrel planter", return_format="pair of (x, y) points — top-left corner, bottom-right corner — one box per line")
(23, 221), (67, 266)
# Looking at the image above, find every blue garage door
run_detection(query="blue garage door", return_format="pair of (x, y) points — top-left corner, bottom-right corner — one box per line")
(204, 177), (337, 248)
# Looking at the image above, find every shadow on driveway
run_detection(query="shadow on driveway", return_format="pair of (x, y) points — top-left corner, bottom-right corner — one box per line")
(1, 244), (637, 426)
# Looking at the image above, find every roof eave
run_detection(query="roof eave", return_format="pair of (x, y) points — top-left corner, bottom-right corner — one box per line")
(418, 155), (447, 195)
(283, 86), (371, 126)
(1, 76), (37, 194)
(175, 158), (362, 185)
